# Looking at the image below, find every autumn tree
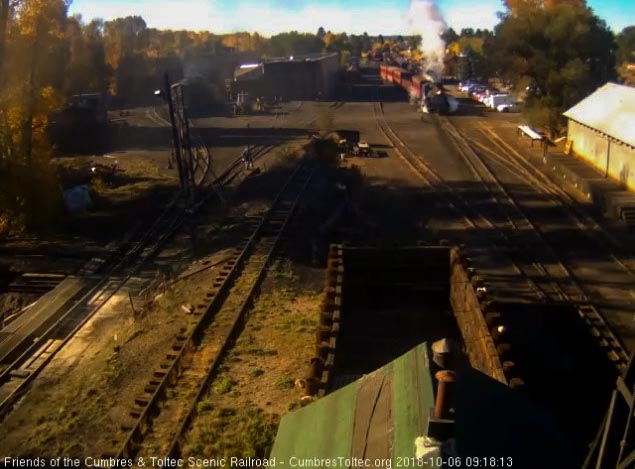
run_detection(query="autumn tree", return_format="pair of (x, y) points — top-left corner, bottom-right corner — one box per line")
(104, 16), (147, 70)
(503, 0), (586, 14)
(65, 16), (109, 95)
(0, 0), (10, 82)
(264, 31), (323, 57)
(486, 1), (614, 136)
(616, 26), (635, 85)
(324, 31), (350, 53)
(0, 0), (69, 230)
(317, 26), (326, 42)
(361, 32), (371, 52)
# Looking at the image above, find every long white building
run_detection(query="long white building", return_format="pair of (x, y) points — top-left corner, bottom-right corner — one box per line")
(564, 83), (635, 190)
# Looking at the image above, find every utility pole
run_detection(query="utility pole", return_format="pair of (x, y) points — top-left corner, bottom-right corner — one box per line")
(164, 73), (186, 192)
(162, 73), (197, 206)
(159, 74), (222, 208)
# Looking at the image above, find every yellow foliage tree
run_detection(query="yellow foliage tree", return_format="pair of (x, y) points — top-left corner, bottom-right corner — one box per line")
(504, 0), (586, 13)
(324, 31), (336, 49)
(0, 0), (67, 231)
(446, 41), (461, 56)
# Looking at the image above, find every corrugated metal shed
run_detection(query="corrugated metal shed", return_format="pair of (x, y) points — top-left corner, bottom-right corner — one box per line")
(563, 83), (635, 148)
(270, 343), (434, 465)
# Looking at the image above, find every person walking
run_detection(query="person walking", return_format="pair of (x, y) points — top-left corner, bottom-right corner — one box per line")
(246, 146), (253, 169)
(242, 146), (254, 169)
(242, 147), (249, 169)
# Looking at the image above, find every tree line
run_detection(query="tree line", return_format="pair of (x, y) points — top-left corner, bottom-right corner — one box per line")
(440, 0), (634, 136)
(0, 0), (633, 231)
(0, 1), (381, 233)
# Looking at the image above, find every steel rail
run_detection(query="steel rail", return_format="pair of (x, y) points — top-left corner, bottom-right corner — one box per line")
(470, 124), (635, 283)
(439, 113), (629, 371)
(110, 164), (313, 460)
(0, 101), (323, 422)
(0, 142), (281, 420)
(163, 167), (313, 461)
(373, 99), (628, 372)
(0, 203), (184, 421)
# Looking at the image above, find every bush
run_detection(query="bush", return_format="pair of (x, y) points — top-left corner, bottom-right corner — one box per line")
(304, 137), (339, 168)
(522, 99), (566, 139)
(213, 375), (236, 395)
(0, 158), (62, 233)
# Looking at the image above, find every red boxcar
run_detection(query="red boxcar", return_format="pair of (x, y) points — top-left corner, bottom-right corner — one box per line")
(391, 68), (402, 84)
(384, 66), (395, 83)
(380, 64), (389, 81)
(412, 76), (423, 100)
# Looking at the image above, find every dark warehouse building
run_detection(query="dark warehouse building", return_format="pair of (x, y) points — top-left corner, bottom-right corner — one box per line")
(232, 52), (340, 100)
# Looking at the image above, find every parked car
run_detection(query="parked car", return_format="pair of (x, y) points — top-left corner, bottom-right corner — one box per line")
(472, 89), (488, 102)
(459, 81), (475, 92)
(469, 85), (487, 96)
(497, 102), (522, 112)
(486, 94), (513, 109)
(465, 83), (484, 95)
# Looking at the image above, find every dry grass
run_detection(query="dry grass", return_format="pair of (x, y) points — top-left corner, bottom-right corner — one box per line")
(0, 248), (234, 457)
(0, 139), (327, 457)
(182, 264), (323, 458)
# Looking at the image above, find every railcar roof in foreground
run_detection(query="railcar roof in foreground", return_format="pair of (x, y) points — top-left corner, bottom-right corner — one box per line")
(564, 82), (635, 148)
(270, 343), (568, 465)
(270, 343), (434, 462)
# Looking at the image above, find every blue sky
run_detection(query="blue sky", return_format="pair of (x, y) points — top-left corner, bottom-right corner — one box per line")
(68, 0), (635, 35)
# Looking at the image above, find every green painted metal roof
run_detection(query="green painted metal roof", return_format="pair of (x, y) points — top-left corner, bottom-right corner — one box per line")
(271, 342), (572, 467)
(271, 343), (434, 464)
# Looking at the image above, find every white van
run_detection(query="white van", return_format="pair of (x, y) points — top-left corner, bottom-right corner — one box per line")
(486, 94), (513, 109)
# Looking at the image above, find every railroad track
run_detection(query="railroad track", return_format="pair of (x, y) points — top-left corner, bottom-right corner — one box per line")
(438, 116), (629, 370)
(0, 97), (325, 429)
(372, 99), (629, 372)
(0, 138), (286, 421)
(6, 273), (66, 295)
(109, 164), (314, 461)
(0, 201), (185, 420)
(470, 121), (635, 277)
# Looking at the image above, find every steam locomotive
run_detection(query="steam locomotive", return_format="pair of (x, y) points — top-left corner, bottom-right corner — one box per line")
(379, 63), (458, 114)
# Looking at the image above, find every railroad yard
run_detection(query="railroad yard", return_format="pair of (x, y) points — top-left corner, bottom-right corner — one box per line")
(1, 65), (635, 467)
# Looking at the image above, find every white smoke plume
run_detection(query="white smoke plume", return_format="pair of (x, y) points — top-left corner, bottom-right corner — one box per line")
(406, 0), (447, 79)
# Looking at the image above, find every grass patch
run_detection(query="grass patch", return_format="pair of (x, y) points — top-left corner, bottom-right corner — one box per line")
(213, 375), (236, 395)
(248, 369), (265, 378)
(245, 348), (278, 357)
(276, 376), (295, 389)
(270, 259), (297, 281)
(197, 401), (214, 413)
(276, 316), (315, 332)
(184, 406), (278, 458)
(104, 352), (121, 383)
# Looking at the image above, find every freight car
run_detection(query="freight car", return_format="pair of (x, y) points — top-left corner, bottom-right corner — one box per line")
(380, 64), (390, 81)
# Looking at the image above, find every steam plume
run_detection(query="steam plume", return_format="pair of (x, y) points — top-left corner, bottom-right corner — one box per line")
(406, 0), (447, 79)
